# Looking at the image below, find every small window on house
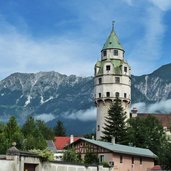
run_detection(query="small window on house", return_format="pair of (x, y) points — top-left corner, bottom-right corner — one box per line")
(103, 50), (107, 56)
(114, 50), (118, 56)
(115, 77), (120, 83)
(99, 93), (101, 98)
(120, 155), (123, 163)
(106, 92), (110, 97)
(140, 157), (142, 165)
(99, 155), (104, 163)
(124, 66), (127, 72)
(106, 65), (111, 71)
(115, 92), (119, 97)
(99, 78), (102, 84)
(124, 93), (127, 98)
(97, 125), (100, 131)
(132, 157), (134, 164)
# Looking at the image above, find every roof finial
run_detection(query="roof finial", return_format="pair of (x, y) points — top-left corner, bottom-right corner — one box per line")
(112, 20), (115, 31)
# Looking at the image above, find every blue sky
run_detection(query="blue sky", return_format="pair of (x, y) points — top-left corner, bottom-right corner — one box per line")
(0, 0), (171, 79)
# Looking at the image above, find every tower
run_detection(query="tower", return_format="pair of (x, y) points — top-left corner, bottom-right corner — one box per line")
(94, 22), (131, 140)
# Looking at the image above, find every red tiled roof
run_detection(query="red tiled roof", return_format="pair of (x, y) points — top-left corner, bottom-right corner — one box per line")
(54, 136), (80, 150)
(138, 113), (171, 128)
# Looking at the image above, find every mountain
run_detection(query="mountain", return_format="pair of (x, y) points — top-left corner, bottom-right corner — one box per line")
(0, 63), (171, 134)
(131, 63), (171, 104)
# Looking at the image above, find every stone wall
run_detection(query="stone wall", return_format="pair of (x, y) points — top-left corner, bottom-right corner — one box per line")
(0, 157), (111, 171)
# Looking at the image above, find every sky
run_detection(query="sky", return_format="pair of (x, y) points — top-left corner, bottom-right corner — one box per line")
(0, 0), (171, 79)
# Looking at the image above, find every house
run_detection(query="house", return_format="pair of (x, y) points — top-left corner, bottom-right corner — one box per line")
(53, 135), (80, 161)
(67, 138), (157, 171)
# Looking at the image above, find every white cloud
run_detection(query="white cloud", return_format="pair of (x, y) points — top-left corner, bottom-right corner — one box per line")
(63, 108), (96, 121)
(131, 99), (171, 113)
(34, 113), (55, 122)
(149, 0), (171, 11)
(128, 3), (166, 75)
(0, 29), (98, 79)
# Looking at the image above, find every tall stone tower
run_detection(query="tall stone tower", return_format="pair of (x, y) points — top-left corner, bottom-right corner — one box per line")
(94, 23), (131, 140)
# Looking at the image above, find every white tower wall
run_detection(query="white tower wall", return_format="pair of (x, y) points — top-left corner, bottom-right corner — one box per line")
(94, 25), (131, 140)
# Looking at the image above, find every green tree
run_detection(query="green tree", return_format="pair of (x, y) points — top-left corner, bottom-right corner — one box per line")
(101, 98), (127, 143)
(84, 152), (99, 164)
(63, 148), (80, 163)
(36, 120), (54, 140)
(126, 116), (164, 155)
(0, 122), (7, 154)
(4, 116), (24, 151)
(54, 120), (66, 136)
(22, 116), (47, 150)
(158, 140), (171, 169)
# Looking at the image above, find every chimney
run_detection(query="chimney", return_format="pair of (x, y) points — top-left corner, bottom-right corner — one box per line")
(111, 136), (115, 144)
(131, 107), (138, 118)
(70, 135), (74, 144)
(92, 135), (95, 140)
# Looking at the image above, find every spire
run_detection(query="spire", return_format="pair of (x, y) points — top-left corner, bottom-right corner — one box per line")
(102, 21), (124, 51)
(112, 20), (115, 31)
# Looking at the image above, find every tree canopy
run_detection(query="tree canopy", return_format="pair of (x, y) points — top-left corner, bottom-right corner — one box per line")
(54, 120), (66, 136)
(126, 116), (165, 155)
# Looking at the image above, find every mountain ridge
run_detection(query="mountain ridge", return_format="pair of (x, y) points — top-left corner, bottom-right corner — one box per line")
(0, 63), (171, 134)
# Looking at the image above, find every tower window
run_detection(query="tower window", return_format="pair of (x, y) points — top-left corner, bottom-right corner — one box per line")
(114, 50), (118, 56)
(103, 50), (107, 56)
(106, 92), (110, 97)
(140, 157), (142, 165)
(124, 67), (127, 72)
(106, 65), (110, 71)
(99, 93), (101, 98)
(97, 125), (100, 131)
(98, 78), (102, 84)
(115, 92), (119, 97)
(115, 77), (120, 83)
(124, 93), (127, 98)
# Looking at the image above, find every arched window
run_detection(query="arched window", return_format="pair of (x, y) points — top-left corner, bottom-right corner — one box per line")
(98, 78), (102, 84)
(114, 49), (118, 56)
(115, 92), (119, 97)
(106, 92), (110, 97)
(103, 50), (107, 56)
(106, 65), (110, 71)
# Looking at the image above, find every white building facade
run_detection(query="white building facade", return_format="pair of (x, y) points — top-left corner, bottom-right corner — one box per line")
(94, 24), (131, 140)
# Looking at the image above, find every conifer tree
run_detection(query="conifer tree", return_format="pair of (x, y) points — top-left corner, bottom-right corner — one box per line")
(101, 98), (127, 144)
(54, 120), (66, 136)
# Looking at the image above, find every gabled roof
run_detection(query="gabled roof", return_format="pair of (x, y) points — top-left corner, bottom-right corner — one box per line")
(71, 138), (157, 159)
(102, 27), (124, 51)
(46, 140), (57, 153)
(54, 136), (80, 150)
(95, 59), (126, 75)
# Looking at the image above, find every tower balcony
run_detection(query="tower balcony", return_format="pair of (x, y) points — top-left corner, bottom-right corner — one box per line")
(94, 96), (130, 105)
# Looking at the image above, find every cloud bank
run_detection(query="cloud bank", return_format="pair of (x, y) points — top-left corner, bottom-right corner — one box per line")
(64, 108), (96, 122)
(131, 99), (171, 113)
(34, 113), (55, 123)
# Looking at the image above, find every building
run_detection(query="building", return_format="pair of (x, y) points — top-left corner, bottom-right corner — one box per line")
(53, 135), (80, 161)
(68, 138), (156, 171)
(94, 22), (131, 139)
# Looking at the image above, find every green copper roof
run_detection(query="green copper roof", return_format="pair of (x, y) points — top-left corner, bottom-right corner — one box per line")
(102, 28), (124, 51)
(81, 138), (157, 159)
(95, 59), (124, 75)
